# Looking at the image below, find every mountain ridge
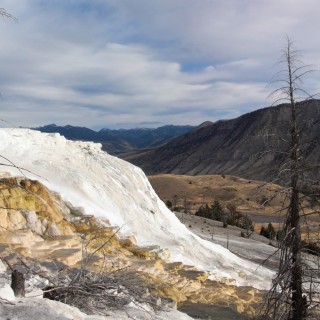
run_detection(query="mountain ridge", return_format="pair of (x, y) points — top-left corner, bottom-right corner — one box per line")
(33, 124), (195, 154)
(120, 100), (320, 182)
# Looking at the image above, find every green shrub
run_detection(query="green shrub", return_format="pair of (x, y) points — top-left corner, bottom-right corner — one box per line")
(260, 223), (276, 239)
(165, 200), (173, 209)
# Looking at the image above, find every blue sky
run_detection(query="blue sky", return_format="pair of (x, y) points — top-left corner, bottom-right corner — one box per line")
(1, 0), (320, 129)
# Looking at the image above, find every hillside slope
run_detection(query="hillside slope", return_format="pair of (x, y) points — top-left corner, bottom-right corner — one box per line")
(0, 128), (272, 290)
(122, 100), (320, 181)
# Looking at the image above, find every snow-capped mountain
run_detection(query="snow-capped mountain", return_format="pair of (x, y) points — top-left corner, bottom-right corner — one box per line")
(0, 128), (273, 290)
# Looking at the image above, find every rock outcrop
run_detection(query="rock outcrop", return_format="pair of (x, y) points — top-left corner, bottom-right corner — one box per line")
(0, 177), (73, 237)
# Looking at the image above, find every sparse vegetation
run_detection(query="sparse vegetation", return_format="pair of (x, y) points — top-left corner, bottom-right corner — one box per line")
(260, 223), (276, 240)
(301, 241), (320, 256)
(165, 199), (173, 209)
(195, 200), (253, 231)
(0, 8), (16, 21)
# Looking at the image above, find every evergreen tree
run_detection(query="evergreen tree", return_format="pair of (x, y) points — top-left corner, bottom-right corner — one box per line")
(211, 200), (224, 221)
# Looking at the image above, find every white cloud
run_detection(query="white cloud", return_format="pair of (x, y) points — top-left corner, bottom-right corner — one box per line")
(0, 0), (319, 129)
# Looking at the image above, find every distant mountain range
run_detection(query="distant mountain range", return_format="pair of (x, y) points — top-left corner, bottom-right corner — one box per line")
(120, 100), (320, 182)
(33, 124), (195, 154)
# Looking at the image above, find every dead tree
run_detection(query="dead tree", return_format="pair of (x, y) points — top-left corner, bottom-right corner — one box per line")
(11, 270), (25, 297)
(262, 37), (320, 319)
(0, 8), (16, 21)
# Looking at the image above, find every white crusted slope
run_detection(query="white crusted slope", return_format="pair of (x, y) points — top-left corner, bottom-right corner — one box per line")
(0, 128), (273, 290)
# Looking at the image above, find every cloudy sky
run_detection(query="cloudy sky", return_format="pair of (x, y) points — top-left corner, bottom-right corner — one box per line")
(1, 0), (320, 129)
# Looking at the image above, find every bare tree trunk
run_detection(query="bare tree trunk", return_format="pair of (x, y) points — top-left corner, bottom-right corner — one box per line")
(286, 44), (305, 319)
(11, 270), (25, 298)
(289, 178), (304, 319)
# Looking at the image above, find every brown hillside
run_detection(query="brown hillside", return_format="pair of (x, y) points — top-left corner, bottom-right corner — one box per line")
(148, 174), (287, 214)
(148, 174), (319, 230)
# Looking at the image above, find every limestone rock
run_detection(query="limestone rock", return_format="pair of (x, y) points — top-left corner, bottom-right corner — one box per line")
(23, 210), (46, 235)
(0, 178), (74, 237)
(156, 285), (187, 303)
(0, 260), (6, 273)
(0, 283), (15, 301)
(44, 222), (61, 237)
